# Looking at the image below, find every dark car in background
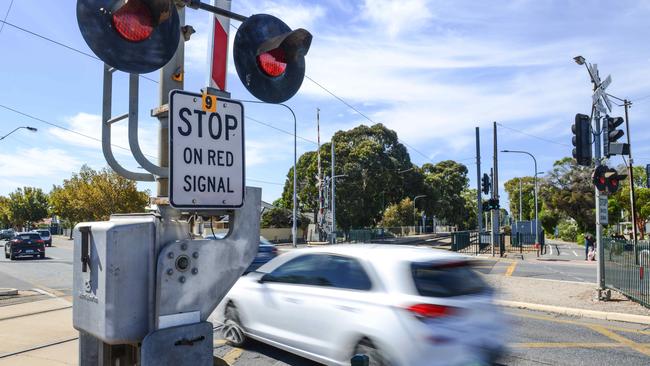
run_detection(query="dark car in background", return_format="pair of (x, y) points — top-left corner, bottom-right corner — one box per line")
(5, 232), (45, 260)
(35, 229), (52, 247)
(0, 229), (15, 240)
(203, 233), (278, 274)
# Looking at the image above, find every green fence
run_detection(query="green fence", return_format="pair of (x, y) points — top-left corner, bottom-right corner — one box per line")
(604, 238), (650, 308)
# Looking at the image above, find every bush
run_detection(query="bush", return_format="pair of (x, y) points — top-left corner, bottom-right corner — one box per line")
(557, 220), (578, 242)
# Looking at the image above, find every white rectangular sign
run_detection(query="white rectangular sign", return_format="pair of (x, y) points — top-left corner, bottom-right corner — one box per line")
(598, 195), (608, 225)
(169, 90), (245, 209)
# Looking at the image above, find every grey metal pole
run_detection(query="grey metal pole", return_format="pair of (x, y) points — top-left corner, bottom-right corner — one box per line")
(317, 108), (322, 241)
(594, 114), (605, 291)
(292, 106), (297, 248)
(476, 127), (483, 233)
(156, 8), (185, 197)
(492, 122), (500, 256)
(533, 157), (538, 244)
(624, 100), (638, 254)
(519, 178), (522, 221)
(331, 141), (336, 244)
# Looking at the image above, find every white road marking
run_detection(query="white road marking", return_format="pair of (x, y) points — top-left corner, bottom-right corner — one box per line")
(572, 250), (579, 257)
(32, 288), (57, 298)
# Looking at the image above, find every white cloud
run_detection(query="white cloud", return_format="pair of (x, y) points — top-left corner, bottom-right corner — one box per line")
(0, 148), (81, 179)
(49, 112), (159, 162)
(362, 0), (432, 38)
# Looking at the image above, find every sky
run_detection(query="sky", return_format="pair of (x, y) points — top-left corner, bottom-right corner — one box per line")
(1, 0), (650, 214)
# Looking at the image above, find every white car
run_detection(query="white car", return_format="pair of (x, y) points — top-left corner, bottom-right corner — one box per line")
(212, 245), (507, 366)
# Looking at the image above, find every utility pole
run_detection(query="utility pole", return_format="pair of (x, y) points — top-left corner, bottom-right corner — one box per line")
(316, 108), (323, 241)
(331, 140), (336, 244)
(519, 178), (522, 222)
(624, 100), (638, 250)
(492, 122), (500, 256)
(476, 127), (483, 233)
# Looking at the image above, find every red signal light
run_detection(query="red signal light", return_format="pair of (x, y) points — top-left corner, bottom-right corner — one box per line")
(599, 177), (606, 185)
(256, 48), (287, 77)
(112, 0), (154, 42)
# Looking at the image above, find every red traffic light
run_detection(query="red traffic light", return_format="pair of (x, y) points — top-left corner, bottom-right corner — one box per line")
(592, 165), (607, 192)
(111, 0), (154, 42)
(257, 49), (287, 77)
(234, 14), (312, 103)
(76, 0), (180, 74)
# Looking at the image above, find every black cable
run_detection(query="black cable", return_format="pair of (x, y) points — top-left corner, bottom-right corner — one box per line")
(497, 122), (571, 147)
(0, 19), (157, 84)
(0, 104), (159, 160)
(0, 0), (14, 35)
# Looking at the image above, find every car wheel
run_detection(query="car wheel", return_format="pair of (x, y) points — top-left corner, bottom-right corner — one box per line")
(354, 339), (390, 366)
(39, 253), (45, 259)
(9, 252), (15, 260)
(4, 252), (8, 259)
(223, 303), (246, 347)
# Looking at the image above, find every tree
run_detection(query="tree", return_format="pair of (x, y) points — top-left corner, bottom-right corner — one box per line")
(541, 157), (595, 233)
(0, 196), (12, 228)
(503, 176), (536, 221)
(50, 166), (150, 234)
(539, 209), (560, 235)
(261, 207), (291, 228)
(421, 160), (469, 226)
(7, 187), (49, 230)
(610, 165), (650, 239)
(281, 124), (422, 232)
(381, 197), (415, 227)
(460, 188), (478, 230)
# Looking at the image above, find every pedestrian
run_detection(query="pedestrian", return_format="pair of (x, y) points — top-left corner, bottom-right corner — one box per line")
(584, 234), (594, 260)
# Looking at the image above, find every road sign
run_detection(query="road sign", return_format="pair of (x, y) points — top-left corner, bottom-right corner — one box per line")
(592, 73), (612, 113)
(598, 195), (608, 225)
(169, 90), (245, 209)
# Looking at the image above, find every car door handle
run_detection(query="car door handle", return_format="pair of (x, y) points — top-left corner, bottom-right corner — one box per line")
(335, 305), (359, 313)
(284, 297), (302, 304)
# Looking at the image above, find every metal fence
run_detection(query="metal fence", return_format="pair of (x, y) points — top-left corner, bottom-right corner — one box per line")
(451, 231), (547, 256)
(604, 238), (650, 308)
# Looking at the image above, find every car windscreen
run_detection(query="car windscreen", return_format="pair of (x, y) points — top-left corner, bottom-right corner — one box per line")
(411, 261), (488, 297)
(37, 231), (50, 236)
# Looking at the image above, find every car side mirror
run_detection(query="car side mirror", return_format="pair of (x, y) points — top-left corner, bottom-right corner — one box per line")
(258, 274), (273, 284)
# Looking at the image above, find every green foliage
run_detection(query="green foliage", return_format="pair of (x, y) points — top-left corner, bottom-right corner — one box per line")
(49, 165), (149, 230)
(557, 220), (578, 242)
(281, 124), (422, 231)
(503, 176), (535, 221)
(421, 160), (470, 225)
(0, 196), (11, 228)
(381, 197), (415, 227)
(460, 188), (478, 230)
(541, 157), (595, 233)
(610, 174), (650, 239)
(539, 209), (560, 234)
(261, 207), (291, 228)
(7, 187), (49, 229)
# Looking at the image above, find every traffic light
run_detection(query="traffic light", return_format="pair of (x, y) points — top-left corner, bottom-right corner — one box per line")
(77, 0), (180, 74)
(233, 14), (312, 103)
(605, 167), (626, 194)
(481, 173), (491, 195)
(592, 165), (627, 194)
(592, 165), (607, 192)
(482, 198), (499, 211)
(603, 116), (629, 157)
(572, 113), (592, 166)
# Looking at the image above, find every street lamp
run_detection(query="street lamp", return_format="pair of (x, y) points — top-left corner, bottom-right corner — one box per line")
(502, 150), (540, 245)
(413, 195), (426, 234)
(0, 126), (38, 141)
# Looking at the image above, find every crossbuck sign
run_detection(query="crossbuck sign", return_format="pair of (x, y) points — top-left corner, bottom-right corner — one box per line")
(169, 90), (245, 209)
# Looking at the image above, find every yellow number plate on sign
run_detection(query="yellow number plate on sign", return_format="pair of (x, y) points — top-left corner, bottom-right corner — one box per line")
(202, 92), (217, 113)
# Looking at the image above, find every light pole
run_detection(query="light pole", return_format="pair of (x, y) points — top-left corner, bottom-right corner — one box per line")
(413, 195), (426, 234)
(502, 150), (539, 245)
(240, 100), (298, 247)
(0, 126), (37, 141)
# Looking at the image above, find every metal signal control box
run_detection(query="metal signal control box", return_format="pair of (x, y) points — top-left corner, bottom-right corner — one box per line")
(72, 215), (157, 344)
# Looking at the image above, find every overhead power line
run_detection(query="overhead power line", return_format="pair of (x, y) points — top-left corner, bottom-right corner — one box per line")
(0, 0), (14, 35)
(496, 122), (571, 147)
(0, 19), (157, 84)
(0, 103), (158, 160)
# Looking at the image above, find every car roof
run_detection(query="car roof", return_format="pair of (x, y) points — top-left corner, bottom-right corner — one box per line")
(293, 244), (465, 262)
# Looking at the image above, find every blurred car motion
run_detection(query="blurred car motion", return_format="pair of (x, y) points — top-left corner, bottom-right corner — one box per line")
(215, 245), (507, 366)
(204, 232), (278, 274)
